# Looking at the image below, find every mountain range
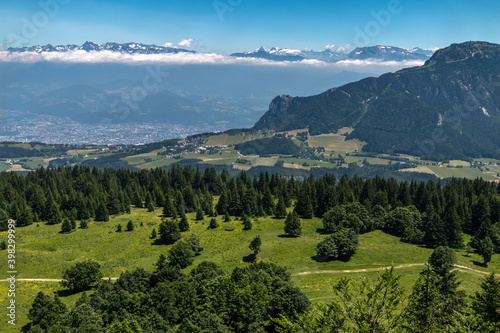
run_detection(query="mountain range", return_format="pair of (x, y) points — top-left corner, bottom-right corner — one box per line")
(6, 42), (433, 63)
(7, 41), (195, 55)
(230, 45), (434, 63)
(253, 41), (500, 160)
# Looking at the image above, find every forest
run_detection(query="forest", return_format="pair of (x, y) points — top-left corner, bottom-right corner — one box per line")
(0, 165), (499, 332)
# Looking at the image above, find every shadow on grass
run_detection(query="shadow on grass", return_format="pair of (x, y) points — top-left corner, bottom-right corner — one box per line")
(151, 238), (178, 246)
(57, 288), (83, 297)
(243, 253), (257, 263)
(315, 228), (332, 235)
(472, 260), (488, 267)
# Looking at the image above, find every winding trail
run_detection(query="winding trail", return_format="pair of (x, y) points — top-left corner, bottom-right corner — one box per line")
(0, 264), (493, 283)
(0, 277), (119, 282)
(293, 263), (493, 276)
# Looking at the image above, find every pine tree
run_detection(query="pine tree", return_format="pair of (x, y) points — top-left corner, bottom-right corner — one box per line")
(70, 216), (76, 230)
(116, 224), (122, 232)
(209, 218), (218, 229)
(151, 228), (157, 239)
(477, 237), (495, 266)
(284, 211), (302, 237)
(224, 211), (231, 222)
(46, 199), (62, 225)
(275, 195), (287, 219)
(80, 220), (88, 229)
(216, 189), (230, 215)
(94, 201), (109, 222)
(126, 220), (134, 231)
(242, 214), (252, 231)
(132, 191), (143, 209)
(17, 204), (34, 227)
(471, 273), (500, 323)
(179, 212), (189, 232)
(249, 235), (262, 256)
(61, 219), (72, 233)
(262, 188), (275, 216)
(145, 192), (155, 211)
(159, 220), (181, 244)
(195, 207), (204, 221)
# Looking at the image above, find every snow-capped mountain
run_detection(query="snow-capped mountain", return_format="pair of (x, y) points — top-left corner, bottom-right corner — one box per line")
(7, 42), (196, 55)
(348, 45), (431, 61)
(231, 45), (435, 62)
(230, 47), (306, 62)
(7, 42), (435, 63)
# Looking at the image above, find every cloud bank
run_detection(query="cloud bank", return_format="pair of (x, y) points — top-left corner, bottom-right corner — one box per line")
(0, 50), (425, 69)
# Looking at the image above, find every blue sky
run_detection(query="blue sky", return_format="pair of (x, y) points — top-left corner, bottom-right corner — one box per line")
(1, 0), (499, 54)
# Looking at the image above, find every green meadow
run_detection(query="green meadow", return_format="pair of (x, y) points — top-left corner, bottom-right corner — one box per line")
(1, 207), (498, 332)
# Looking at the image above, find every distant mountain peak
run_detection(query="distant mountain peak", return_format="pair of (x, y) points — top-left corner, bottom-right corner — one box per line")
(231, 45), (434, 63)
(7, 42), (196, 55)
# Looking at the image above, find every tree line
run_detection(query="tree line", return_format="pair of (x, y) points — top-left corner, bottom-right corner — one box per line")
(0, 165), (499, 261)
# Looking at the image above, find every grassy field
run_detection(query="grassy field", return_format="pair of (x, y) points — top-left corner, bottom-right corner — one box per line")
(0, 207), (498, 332)
(123, 152), (158, 165)
(279, 157), (337, 169)
(0, 164), (11, 172)
(307, 133), (364, 153)
(343, 155), (391, 165)
(427, 165), (499, 180)
(206, 134), (246, 146)
(19, 158), (47, 170)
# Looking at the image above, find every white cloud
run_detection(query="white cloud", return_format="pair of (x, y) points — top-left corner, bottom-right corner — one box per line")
(428, 47), (440, 52)
(336, 44), (352, 53)
(336, 59), (425, 67)
(164, 42), (175, 47)
(0, 50), (424, 71)
(323, 44), (352, 53)
(177, 39), (193, 48)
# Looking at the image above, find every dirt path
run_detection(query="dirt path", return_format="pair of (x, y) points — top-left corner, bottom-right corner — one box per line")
(293, 263), (425, 276)
(0, 265), (491, 283)
(293, 263), (493, 276)
(0, 277), (119, 282)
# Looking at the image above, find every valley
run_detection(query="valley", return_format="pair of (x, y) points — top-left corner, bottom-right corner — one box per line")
(2, 127), (499, 182)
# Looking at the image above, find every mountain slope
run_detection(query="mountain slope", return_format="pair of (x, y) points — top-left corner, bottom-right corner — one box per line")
(253, 41), (500, 159)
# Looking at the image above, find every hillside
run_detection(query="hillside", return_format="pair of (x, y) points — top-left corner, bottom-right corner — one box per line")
(253, 41), (500, 160)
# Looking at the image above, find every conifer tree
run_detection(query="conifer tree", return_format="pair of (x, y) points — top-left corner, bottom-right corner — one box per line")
(284, 211), (302, 237)
(471, 273), (500, 323)
(46, 199), (62, 225)
(179, 212), (190, 232)
(70, 216), (76, 230)
(94, 201), (109, 222)
(159, 219), (181, 244)
(195, 207), (204, 220)
(61, 219), (72, 233)
(275, 195), (287, 219)
(209, 218), (218, 229)
(242, 214), (252, 231)
(126, 220), (134, 231)
(249, 235), (262, 256)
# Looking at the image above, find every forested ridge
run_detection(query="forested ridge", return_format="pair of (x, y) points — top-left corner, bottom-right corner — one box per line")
(1, 165), (499, 253)
(0, 165), (499, 332)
